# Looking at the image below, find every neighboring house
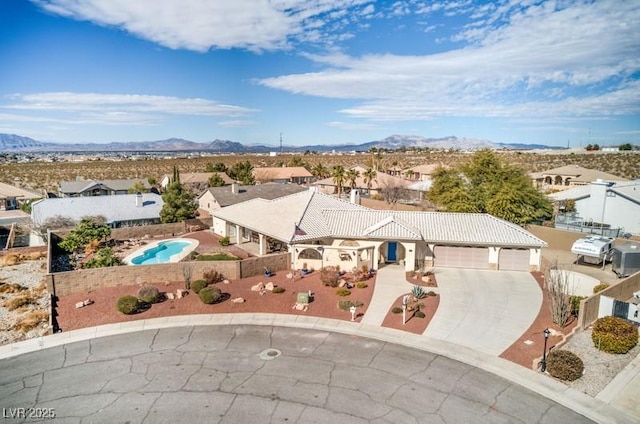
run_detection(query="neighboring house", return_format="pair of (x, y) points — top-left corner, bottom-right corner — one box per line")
(212, 190), (546, 272)
(401, 164), (445, 181)
(312, 165), (413, 196)
(198, 183), (307, 215)
(530, 165), (628, 190)
(160, 172), (233, 191)
(385, 165), (403, 177)
(549, 180), (640, 235)
(58, 178), (151, 197)
(31, 193), (164, 230)
(0, 182), (41, 210)
(253, 167), (314, 184)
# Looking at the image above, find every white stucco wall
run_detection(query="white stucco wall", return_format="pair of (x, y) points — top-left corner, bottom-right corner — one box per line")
(576, 192), (640, 234)
(212, 217), (227, 237)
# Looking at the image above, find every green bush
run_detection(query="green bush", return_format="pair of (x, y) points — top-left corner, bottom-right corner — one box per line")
(196, 253), (237, 261)
(219, 236), (230, 246)
(199, 286), (222, 304)
(116, 295), (139, 315)
(337, 300), (364, 311)
(546, 350), (584, 381)
(336, 288), (351, 296)
(272, 286), (285, 294)
(191, 279), (208, 293)
(593, 283), (610, 294)
(203, 269), (224, 284)
(356, 282), (368, 289)
(391, 306), (403, 314)
(427, 291), (437, 297)
(137, 286), (161, 304)
(414, 311), (426, 319)
(570, 296), (586, 316)
(592, 316), (638, 354)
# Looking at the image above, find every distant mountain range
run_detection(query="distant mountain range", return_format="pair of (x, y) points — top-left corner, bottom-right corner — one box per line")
(0, 133), (557, 153)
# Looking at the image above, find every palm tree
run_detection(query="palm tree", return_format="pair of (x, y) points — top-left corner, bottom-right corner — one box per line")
(345, 168), (360, 191)
(331, 165), (346, 197)
(405, 169), (415, 180)
(363, 167), (377, 194)
(311, 163), (329, 179)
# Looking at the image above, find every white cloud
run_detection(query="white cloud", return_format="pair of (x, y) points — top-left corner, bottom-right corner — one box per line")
(259, 0), (640, 120)
(325, 121), (380, 131)
(33, 0), (374, 52)
(218, 120), (257, 127)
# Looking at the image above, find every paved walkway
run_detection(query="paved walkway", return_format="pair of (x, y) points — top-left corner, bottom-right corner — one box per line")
(424, 268), (542, 355)
(1, 316), (635, 424)
(360, 264), (413, 326)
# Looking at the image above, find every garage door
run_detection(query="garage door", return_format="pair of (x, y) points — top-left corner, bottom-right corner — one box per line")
(434, 246), (489, 269)
(499, 248), (530, 271)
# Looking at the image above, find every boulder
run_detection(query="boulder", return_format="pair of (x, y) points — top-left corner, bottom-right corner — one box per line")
(166, 292), (175, 300)
(231, 297), (245, 304)
(223, 279), (231, 285)
(251, 282), (265, 292)
(265, 282), (275, 291)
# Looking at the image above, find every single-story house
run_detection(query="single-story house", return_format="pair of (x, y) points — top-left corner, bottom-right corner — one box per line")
(253, 167), (314, 184)
(550, 180), (640, 235)
(530, 165), (628, 190)
(401, 164), (445, 181)
(160, 172), (234, 191)
(212, 189), (547, 272)
(0, 182), (41, 210)
(198, 182), (307, 215)
(312, 165), (414, 197)
(31, 193), (163, 230)
(58, 178), (152, 197)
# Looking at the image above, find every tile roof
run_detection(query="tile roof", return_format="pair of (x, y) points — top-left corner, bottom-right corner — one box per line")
(253, 167), (313, 181)
(214, 190), (547, 247)
(548, 185), (592, 201)
(529, 165), (628, 183)
(31, 193), (163, 226)
(404, 164), (445, 174)
(180, 173), (234, 185)
(59, 179), (151, 194)
(201, 183), (307, 207)
(312, 167), (412, 190)
(548, 181), (640, 204)
(0, 182), (42, 200)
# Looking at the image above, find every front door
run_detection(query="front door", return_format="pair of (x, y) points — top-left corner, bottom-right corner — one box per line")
(387, 242), (397, 262)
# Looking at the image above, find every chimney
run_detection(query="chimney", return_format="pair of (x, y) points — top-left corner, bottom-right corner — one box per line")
(350, 189), (361, 205)
(231, 183), (239, 194)
(135, 192), (143, 207)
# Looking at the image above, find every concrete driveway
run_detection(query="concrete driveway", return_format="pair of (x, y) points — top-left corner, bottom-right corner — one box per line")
(424, 268), (542, 356)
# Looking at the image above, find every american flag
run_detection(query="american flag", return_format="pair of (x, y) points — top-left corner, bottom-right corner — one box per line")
(294, 224), (307, 236)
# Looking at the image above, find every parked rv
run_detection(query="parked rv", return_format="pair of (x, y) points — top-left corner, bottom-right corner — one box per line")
(571, 236), (614, 265)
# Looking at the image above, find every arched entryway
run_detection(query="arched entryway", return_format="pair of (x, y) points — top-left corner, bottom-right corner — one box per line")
(380, 241), (405, 264)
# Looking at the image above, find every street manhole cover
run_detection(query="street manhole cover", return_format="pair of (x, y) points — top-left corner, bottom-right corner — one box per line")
(259, 348), (282, 360)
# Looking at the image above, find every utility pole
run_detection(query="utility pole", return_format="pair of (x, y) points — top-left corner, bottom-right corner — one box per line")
(280, 133), (283, 154)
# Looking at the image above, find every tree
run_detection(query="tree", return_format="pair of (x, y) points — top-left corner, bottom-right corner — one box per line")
(331, 165), (346, 197)
(206, 162), (228, 173)
(311, 163), (329, 179)
(59, 217), (111, 254)
(379, 180), (408, 207)
(593, 143), (600, 151)
(83, 247), (123, 268)
(362, 168), (377, 193)
(345, 168), (360, 191)
(289, 155), (306, 167)
(128, 181), (148, 194)
(228, 161), (254, 185)
(160, 175), (198, 223)
(208, 173), (225, 187)
(585, 144), (593, 151)
(147, 176), (157, 186)
(427, 150), (552, 224)
(619, 143), (633, 151)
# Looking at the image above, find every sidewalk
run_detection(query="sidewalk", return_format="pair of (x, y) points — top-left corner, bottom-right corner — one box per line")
(360, 263), (412, 326)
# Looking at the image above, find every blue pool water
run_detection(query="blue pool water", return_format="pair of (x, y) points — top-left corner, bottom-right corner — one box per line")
(130, 240), (191, 265)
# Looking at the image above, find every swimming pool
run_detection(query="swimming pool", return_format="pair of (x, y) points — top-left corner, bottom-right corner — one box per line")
(124, 238), (199, 265)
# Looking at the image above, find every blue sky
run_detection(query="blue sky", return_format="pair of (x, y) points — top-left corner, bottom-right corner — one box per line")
(0, 0), (638, 147)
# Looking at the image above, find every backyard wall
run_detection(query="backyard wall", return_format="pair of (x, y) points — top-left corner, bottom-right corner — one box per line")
(47, 252), (291, 297)
(578, 271), (640, 329)
(527, 225), (586, 251)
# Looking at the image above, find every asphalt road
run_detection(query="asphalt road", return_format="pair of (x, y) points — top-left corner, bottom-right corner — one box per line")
(0, 325), (593, 423)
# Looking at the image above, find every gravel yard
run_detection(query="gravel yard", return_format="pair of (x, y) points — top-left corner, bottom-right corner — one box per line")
(0, 259), (50, 346)
(561, 328), (640, 397)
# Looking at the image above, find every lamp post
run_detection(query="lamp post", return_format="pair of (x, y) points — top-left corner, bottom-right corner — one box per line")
(317, 246), (324, 270)
(541, 328), (551, 372)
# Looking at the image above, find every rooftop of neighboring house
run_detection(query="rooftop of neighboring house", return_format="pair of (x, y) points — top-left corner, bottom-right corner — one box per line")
(213, 190), (547, 247)
(252, 167), (313, 181)
(549, 180), (640, 204)
(403, 164), (446, 175)
(313, 166), (412, 190)
(59, 178), (151, 195)
(530, 165), (629, 183)
(201, 183), (307, 207)
(0, 181), (42, 200)
(31, 193), (163, 226)
(161, 172), (234, 186)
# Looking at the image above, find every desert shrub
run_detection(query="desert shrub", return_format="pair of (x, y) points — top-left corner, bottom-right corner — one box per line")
(337, 300), (364, 311)
(0, 283), (26, 294)
(546, 350), (584, 381)
(137, 286), (161, 304)
(191, 279), (208, 293)
(199, 286), (222, 304)
(593, 283), (610, 294)
(83, 247), (122, 269)
(414, 311), (426, 319)
(427, 291), (437, 297)
(196, 253), (237, 261)
(320, 266), (340, 287)
(336, 288), (351, 296)
(116, 295), (139, 315)
(203, 269), (224, 284)
(219, 236), (230, 246)
(391, 307), (403, 314)
(15, 310), (49, 333)
(272, 286), (285, 294)
(412, 285), (427, 299)
(592, 316), (638, 354)
(3, 295), (33, 311)
(356, 282), (368, 289)
(570, 296), (586, 316)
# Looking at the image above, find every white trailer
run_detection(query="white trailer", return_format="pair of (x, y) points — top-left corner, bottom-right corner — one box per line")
(571, 236), (614, 265)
